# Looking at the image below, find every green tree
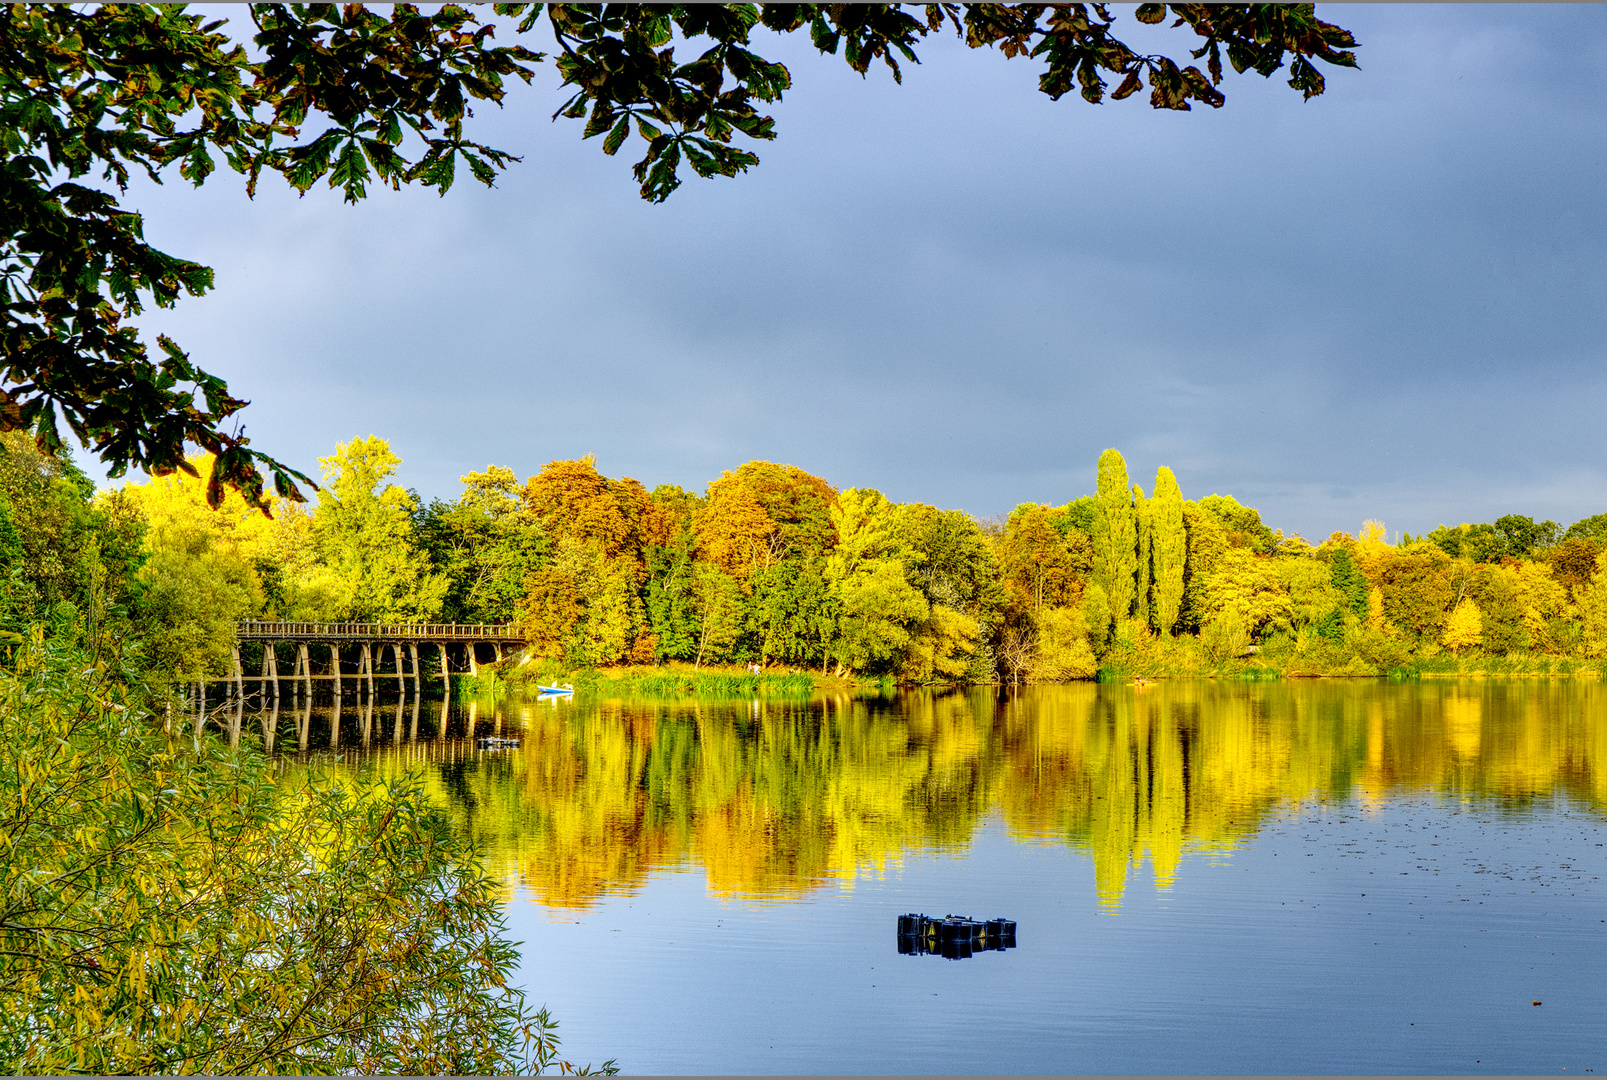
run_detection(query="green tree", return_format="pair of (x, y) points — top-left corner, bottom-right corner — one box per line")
(1177, 500), (1230, 633)
(1581, 551), (1607, 658)
(1195, 493), (1279, 553)
(1094, 449), (1137, 621)
(0, 4), (1359, 503)
(1133, 483), (1153, 628)
(1375, 547), (1454, 644)
(311, 436), (446, 621)
(691, 562), (747, 667)
(417, 466), (550, 623)
(1326, 545), (1369, 615)
(0, 631), (606, 1074)
(1149, 466), (1186, 635)
(749, 557), (837, 667)
(0, 432), (143, 647)
(1564, 513), (1607, 545)
(825, 488), (929, 674)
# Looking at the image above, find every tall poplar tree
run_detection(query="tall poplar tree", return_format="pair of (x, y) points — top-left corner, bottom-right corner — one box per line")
(1094, 450), (1137, 621)
(1151, 467), (1186, 634)
(1133, 484), (1152, 629)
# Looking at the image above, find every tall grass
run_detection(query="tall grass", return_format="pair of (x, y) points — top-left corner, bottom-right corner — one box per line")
(588, 669), (815, 696)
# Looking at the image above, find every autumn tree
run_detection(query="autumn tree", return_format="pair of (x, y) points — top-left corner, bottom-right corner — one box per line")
(824, 489), (928, 674)
(310, 437), (445, 621)
(1441, 597), (1483, 653)
(119, 453), (274, 679)
(1149, 467), (1186, 635)
(1374, 546), (1453, 644)
(1093, 449), (1137, 622)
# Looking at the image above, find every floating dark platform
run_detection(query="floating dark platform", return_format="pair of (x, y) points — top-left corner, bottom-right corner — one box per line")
(897, 913), (1015, 959)
(476, 736), (522, 749)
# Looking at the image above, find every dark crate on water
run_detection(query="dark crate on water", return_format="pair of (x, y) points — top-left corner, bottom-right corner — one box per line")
(896, 913), (1016, 959)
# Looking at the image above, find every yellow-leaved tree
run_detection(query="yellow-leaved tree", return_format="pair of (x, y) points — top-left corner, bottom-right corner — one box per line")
(312, 437), (447, 621)
(825, 489), (928, 674)
(1441, 597), (1484, 653)
(1580, 551), (1607, 658)
(119, 454), (274, 680)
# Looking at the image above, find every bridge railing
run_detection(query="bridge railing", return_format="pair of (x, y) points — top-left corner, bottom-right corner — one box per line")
(236, 621), (527, 642)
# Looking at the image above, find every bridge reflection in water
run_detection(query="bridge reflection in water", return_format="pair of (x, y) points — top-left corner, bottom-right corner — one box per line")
(185, 689), (534, 756)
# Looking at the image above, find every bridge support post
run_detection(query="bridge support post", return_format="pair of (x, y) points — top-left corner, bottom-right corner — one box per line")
(468, 643), (479, 680)
(263, 696), (280, 753)
(231, 646), (245, 702)
(360, 642), (374, 699)
(261, 645), (279, 701)
(330, 642), (341, 697)
(295, 643), (312, 701)
(408, 643), (420, 696)
(440, 644), (451, 699)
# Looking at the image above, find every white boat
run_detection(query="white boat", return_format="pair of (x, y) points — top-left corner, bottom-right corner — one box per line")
(537, 683), (574, 695)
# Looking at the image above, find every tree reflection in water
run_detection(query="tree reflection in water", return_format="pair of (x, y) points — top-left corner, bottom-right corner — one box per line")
(293, 681), (1607, 910)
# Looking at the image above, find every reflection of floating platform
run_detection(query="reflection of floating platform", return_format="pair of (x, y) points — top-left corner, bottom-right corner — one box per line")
(897, 914), (1016, 959)
(476, 736), (522, 749)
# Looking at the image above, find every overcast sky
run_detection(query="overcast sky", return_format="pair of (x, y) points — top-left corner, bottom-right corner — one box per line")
(114, 4), (1607, 541)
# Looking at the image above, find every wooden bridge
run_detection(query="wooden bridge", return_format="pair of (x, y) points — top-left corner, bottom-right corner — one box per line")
(224, 621), (528, 702)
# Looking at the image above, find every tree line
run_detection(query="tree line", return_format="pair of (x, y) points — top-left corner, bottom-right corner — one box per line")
(27, 433), (1605, 682)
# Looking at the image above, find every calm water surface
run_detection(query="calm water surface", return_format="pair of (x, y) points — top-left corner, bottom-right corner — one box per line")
(263, 681), (1607, 1075)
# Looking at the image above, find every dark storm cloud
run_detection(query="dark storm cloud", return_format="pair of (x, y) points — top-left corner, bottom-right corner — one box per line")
(122, 4), (1607, 540)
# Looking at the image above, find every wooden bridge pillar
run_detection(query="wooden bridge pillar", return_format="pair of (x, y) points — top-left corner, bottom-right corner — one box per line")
(262, 696), (279, 753)
(261, 643), (280, 701)
(408, 642), (421, 696)
(231, 646), (245, 702)
(467, 643), (479, 679)
(359, 642), (374, 699)
(293, 697), (309, 752)
(295, 643), (312, 701)
(330, 642), (342, 697)
(440, 644), (451, 698)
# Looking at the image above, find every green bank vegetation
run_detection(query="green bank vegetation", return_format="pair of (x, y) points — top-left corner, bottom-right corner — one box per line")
(106, 436), (1607, 685)
(0, 432), (611, 1072)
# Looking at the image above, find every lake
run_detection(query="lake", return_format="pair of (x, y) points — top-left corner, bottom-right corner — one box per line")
(268, 680), (1607, 1074)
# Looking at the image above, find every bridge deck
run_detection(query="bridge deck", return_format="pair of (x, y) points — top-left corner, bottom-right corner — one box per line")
(236, 621), (527, 642)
